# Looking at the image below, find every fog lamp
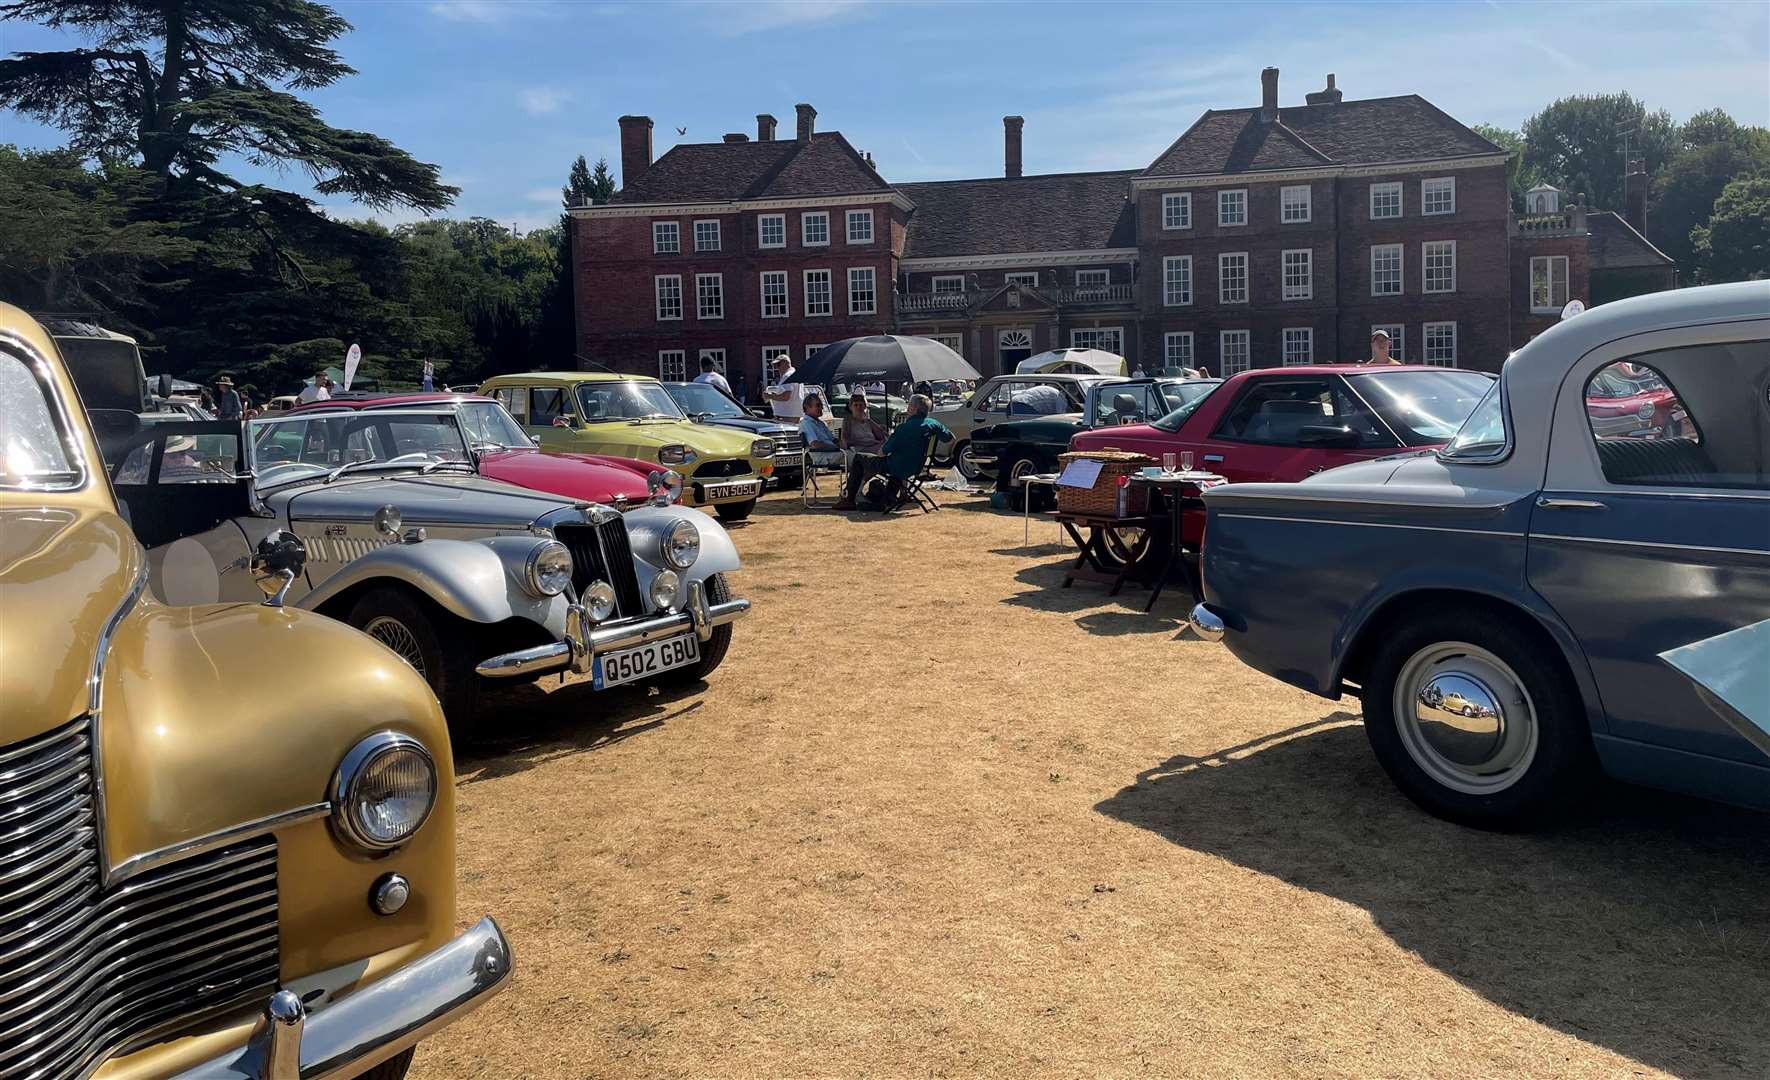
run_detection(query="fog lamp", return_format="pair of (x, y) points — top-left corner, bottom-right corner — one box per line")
(650, 569), (681, 611)
(586, 580), (617, 621)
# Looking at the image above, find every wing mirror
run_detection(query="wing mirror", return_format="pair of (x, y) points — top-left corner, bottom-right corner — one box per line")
(251, 530), (307, 607)
(1296, 425), (1361, 448)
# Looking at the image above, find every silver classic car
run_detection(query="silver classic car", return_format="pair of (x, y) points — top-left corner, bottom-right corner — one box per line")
(109, 406), (750, 722)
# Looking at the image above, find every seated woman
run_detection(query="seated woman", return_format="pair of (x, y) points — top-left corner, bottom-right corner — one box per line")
(834, 392), (887, 510)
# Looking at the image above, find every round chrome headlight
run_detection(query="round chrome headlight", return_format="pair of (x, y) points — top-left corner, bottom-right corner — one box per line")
(586, 580), (617, 621)
(524, 540), (573, 597)
(330, 732), (437, 853)
(751, 438), (775, 459)
(658, 444), (696, 466)
(1636, 401), (1655, 420)
(647, 469), (684, 506)
(661, 518), (701, 569)
(650, 568), (681, 610)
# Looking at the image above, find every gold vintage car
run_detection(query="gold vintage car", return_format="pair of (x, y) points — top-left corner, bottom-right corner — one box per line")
(0, 302), (512, 1079)
(478, 372), (774, 521)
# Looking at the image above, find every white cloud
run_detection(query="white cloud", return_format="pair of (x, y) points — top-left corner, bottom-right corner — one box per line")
(694, 0), (872, 37)
(518, 86), (573, 115)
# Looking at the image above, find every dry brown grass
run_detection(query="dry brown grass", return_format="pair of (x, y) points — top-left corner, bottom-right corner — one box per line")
(411, 489), (1768, 1080)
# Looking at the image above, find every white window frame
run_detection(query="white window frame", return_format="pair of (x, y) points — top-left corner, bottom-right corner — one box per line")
(1372, 324), (1405, 362)
(1217, 188), (1248, 227)
(1421, 176), (1456, 216)
(845, 209), (874, 244)
(652, 220), (680, 254)
(1282, 327), (1314, 366)
(1161, 191), (1192, 230)
(1423, 321), (1457, 366)
(658, 349), (687, 381)
(1075, 268), (1110, 288)
(758, 347), (788, 374)
(693, 219), (721, 252)
(930, 333), (964, 356)
(800, 211), (830, 247)
(760, 270), (788, 319)
(1218, 252), (1248, 305)
(1219, 329), (1251, 375)
(698, 348), (727, 375)
(1282, 248), (1313, 301)
(803, 269), (832, 317)
(1070, 326), (1124, 354)
(804, 343), (827, 360)
(1370, 244), (1403, 297)
(1423, 240), (1457, 294)
(758, 213), (786, 250)
(654, 274), (683, 321)
(848, 266), (877, 316)
(1530, 255), (1569, 313)
(1162, 255), (1192, 307)
(1005, 271), (1039, 287)
(1163, 332), (1195, 369)
(695, 272), (724, 320)
(1369, 182), (1402, 220)
(1280, 185), (1312, 223)
(931, 274), (966, 294)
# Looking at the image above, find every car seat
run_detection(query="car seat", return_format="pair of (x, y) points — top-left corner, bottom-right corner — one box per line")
(1245, 400), (1326, 443)
(1595, 436), (1716, 485)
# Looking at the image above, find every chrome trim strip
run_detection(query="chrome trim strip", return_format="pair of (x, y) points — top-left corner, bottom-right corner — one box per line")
(107, 803), (330, 886)
(0, 329), (91, 493)
(90, 557), (148, 887)
(1545, 487), (1770, 502)
(1531, 533), (1770, 559)
(1216, 512), (1522, 538)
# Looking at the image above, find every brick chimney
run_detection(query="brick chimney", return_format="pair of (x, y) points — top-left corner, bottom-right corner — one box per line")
(1305, 73), (1342, 106)
(795, 103), (817, 143)
(1260, 67), (1279, 122)
(1624, 160), (1648, 233)
(757, 113), (777, 141)
(618, 115), (653, 185)
(723, 133), (749, 143)
(1003, 115), (1024, 178)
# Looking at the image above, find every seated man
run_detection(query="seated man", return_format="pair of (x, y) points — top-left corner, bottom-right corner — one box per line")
(799, 392), (840, 451)
(867, 394), (952, 507)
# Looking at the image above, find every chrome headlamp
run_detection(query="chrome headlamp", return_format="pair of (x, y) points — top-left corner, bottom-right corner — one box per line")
(1636, 401), (1655, 420)
(329, 732), (438, 853)
(647, 469), (684, 506)
(660, 518), (701, 569)
(524, 540), (573, 597)
(658, 444), (696, 466)
(585, 580), (617, 621)
(650, 569), (681, 610)
(751, 438), (775, 459)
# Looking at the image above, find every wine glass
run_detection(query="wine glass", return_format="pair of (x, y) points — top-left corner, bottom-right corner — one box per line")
(1162, 452), (1177, 474)
(1180, 451), (1195, 472)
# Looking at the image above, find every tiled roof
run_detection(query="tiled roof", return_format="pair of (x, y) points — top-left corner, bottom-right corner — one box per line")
(1587, 211), (1674, 269)
(1143, 95), (1503, 176)
(896, 171), (1137, 259)
(611, 132), (893, 203)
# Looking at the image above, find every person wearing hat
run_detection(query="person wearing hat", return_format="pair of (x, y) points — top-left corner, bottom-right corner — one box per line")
(1365, 329), (1400, 365)
(214, 375), (242, 420)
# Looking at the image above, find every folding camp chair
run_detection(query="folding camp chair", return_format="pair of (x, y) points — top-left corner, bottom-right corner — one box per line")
(875, 434), (942, 514)
(801, 449), (850, 508)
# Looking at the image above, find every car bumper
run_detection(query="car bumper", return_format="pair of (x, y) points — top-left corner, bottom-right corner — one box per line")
(172, 916), (512, 1080)
(1188, 602), (1226, 642)
(475, 577), (751, 679)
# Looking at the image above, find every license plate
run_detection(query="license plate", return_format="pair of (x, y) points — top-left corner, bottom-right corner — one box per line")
(773, 452), (802, 468)
(593, 633), (700, 689)
(704, 479), (761, 499)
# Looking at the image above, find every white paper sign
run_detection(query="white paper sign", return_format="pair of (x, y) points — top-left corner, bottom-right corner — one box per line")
(1056, 458), (1104, 489)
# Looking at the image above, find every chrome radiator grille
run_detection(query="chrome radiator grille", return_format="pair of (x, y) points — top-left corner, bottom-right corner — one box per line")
(771, 431), (803, 455)
(0, 718), (280, 1080)
(556, 520), (645, 618)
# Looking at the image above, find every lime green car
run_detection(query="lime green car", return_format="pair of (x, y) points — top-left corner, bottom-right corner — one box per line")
(478, 372), (774, 520)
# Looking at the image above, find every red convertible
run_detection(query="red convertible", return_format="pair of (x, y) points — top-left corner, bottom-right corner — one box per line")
(287, 392), (671, 505)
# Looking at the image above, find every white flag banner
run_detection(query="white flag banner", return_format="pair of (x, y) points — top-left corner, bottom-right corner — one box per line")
(343, 342), (362, 390)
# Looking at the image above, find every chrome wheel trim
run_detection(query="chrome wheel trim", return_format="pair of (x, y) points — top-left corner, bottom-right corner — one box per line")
(1102, 526), (1150, 564)
(364, 615), (427, 677)
(955, 442), (982, 480)
(1393, 641), (1537, 795)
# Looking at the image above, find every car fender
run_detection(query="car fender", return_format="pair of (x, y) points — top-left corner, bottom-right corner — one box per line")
(300, 534), (569, 635)
(620, 504), (741, 595)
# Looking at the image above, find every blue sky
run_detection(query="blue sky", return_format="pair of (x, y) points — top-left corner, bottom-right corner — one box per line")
(4, 0), (1767, 231)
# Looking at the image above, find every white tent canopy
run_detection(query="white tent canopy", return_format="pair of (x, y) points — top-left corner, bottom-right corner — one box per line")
(1014, 348), (1128, 377)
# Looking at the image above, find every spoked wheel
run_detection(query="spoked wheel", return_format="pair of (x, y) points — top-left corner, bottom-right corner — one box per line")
(1097, 525), (1152, 569)
(364, 615), (427, 678)
(347, 586), (479, 726)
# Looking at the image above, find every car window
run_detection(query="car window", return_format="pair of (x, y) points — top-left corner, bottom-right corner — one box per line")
(114, 432), (239, 484)
(530, 387), (566, 425)
(575, 381), (684, 421)
(1094, 385), (1160, 426)
(0, 350), (79, 487)
(978, 381), (1015, 413)
(1213, 378), (1383, 446)
(493, 386), (527, 422)
(1352, 369), (1494, 446)
(1584, 344), (1768, 490)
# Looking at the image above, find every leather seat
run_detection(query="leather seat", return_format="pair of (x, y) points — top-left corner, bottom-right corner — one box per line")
(1595, 436), (1715, 485)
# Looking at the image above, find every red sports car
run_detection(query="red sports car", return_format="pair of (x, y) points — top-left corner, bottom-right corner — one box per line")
(286, 392), (670, 505)
(1583, 364), (1687, 439)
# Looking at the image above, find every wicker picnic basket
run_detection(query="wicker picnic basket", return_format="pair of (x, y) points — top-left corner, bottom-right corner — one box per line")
(1056, 450), (1156, 517)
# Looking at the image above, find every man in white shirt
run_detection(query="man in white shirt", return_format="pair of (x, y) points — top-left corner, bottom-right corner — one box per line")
(693, 356), (732, 396)
(763, 355), (806, 420)
(296, 372), (332, 404)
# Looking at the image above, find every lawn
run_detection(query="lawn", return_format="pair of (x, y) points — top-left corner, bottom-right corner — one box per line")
(412, 488), (1769, 1079)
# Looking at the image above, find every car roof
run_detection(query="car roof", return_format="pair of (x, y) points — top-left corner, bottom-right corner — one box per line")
(484, 371), (653, 384)
(1243, 363), (1469, 377)
(288, 391), (493, 413)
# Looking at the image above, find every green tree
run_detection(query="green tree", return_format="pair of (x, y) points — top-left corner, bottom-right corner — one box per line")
(1520, 93), (1675, 210)
(1471, 123), (1539, 210)
(1690, 175), (1770, 284)
(1649, 110), (1770, 271)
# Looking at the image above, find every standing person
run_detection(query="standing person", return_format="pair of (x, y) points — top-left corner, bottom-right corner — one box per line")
(1364, 329), (1400, 365)
(296, 371), (330, 404)
(762, 354), (806, 421)
(214, 376), (242, 420)
(422, 360), (435, 392)
(1132, 363), (1146, 378)
(694, 356), (733, 396)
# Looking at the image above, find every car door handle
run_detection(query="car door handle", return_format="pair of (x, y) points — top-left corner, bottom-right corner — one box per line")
(1536, 497), (1607, 510)
(1203, 454), (1224, 463)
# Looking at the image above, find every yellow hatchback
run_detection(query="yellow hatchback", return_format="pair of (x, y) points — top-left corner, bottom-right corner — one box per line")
(479, 372), (774, 521)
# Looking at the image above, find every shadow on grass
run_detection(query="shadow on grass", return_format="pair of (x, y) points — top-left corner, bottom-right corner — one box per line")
(453, 677), (707, 784)
(1096, 714), (1770, 1077)
(1000, 557), (1193, 637)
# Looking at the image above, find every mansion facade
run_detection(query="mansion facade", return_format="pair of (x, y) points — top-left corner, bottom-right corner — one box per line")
(571, 70), (1672, 395)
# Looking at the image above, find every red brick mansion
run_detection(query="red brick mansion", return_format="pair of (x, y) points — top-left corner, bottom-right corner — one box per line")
(570, 68), (1672, 396)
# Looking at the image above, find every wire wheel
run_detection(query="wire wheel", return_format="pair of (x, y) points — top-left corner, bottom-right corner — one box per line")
(364, 615), (427, 677)
(1392, 641), (1538, 795)
(1100, 525), (1151, 567)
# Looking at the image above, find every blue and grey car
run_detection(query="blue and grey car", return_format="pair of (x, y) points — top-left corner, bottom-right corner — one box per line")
(1189, 282), (1769, 827)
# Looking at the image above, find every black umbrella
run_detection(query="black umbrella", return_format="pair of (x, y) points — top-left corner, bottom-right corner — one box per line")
(797, 335), (981, 389)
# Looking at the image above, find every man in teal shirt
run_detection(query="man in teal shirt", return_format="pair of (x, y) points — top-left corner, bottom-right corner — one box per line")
(881, 394), (952, 485)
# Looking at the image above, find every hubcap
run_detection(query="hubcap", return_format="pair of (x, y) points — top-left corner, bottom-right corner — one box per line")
(1393, 642), (1536, 794)
(957, 443), (982, 479)
(364, 615), (426, 677)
